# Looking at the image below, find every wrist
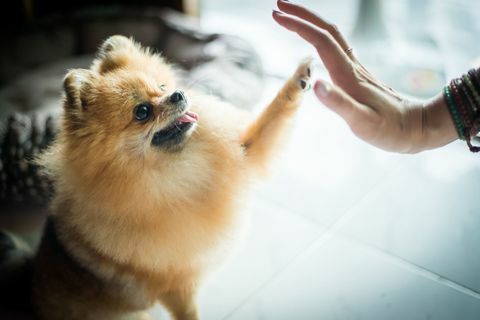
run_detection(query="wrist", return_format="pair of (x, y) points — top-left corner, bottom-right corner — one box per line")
(421, 93), (458, 151)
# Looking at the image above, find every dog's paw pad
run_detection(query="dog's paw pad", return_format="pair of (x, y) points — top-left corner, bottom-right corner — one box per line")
(299, 79), (307, 90)
(299, 79), (311, 91)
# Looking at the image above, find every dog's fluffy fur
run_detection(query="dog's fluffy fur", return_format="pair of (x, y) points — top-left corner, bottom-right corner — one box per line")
(32, 35), (311, 320)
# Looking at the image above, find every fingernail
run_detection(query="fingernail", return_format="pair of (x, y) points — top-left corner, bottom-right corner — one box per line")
(314, 80), (331, 98)
(272, 9), (284, 15)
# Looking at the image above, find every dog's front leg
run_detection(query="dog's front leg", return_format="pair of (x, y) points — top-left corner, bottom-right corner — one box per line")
(241, 59), (312, 168)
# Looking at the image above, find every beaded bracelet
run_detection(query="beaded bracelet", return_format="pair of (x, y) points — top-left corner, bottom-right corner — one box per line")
(469, 69), (480, 91)
(451, 80), (474, 134)
(443, 67), (480, 152)
(444, 86), (465, 140)
(458, 79), (477, 117)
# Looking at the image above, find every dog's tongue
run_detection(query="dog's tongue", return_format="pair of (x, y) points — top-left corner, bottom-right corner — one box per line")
(177, 111), (199, 123)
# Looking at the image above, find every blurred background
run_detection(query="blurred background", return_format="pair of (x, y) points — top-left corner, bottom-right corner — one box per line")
(202, 0), (480, 98)
(195, 2), (480, 320)
(1, 0), (480, 319)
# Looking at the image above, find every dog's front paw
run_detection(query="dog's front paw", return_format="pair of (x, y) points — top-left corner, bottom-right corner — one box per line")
(294, 58), (313, 92)
(279, 58), (313, 108)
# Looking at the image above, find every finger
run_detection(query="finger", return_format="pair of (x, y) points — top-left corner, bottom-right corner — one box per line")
(314, 79), (379, 136)
(277, 0), (351, 55)
(272, 10), (354, 80)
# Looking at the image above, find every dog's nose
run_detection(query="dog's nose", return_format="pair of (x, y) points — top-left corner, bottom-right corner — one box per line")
(170, 90), (185, 104)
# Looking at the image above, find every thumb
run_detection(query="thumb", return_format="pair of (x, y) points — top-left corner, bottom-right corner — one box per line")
(314, 79), (376, 129)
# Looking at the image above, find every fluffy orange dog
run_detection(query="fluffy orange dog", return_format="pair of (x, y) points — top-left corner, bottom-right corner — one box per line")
(33, 35), (311, 320)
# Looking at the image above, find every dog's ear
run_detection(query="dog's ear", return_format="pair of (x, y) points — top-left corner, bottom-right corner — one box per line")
(63, 69), (95, 111)
(98, 35), (135, 57)
(94, 35), (137, 74)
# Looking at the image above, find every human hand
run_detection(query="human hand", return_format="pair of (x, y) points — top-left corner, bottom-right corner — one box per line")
(272, 0), (458, 153)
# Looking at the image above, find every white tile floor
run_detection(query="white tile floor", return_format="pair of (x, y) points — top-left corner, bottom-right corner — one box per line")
(149, 0), (480, 319)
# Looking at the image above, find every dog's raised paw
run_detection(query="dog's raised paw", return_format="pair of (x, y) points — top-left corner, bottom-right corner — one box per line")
(294, 58), (313, 91)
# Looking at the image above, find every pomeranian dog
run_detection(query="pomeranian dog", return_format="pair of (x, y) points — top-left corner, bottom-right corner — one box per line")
(30, 35), (312, 320)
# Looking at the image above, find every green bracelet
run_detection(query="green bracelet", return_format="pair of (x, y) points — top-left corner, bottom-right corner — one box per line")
(443, 86), (465, 140)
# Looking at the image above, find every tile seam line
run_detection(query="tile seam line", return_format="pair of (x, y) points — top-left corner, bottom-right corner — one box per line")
(221, 201), (360, 319)
(221, 163), (406, 319)
(260, 159), (405, 229)
(353, 241), (480, 300)
(223, 215), (480, 320)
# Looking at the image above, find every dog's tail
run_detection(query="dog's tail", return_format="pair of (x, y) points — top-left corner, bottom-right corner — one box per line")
(0, 230), (34, 313)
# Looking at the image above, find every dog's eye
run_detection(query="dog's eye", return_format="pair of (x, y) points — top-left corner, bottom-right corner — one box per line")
(158, 84), (166, 92)
(134, 103), (152, 121)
